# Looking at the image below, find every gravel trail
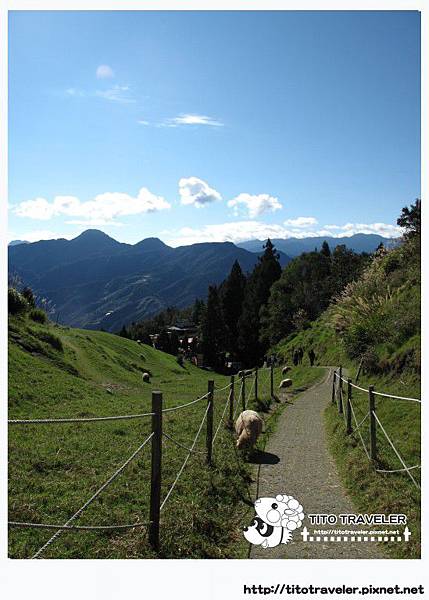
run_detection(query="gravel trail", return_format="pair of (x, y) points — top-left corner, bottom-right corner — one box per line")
(249, 368), (383, 559)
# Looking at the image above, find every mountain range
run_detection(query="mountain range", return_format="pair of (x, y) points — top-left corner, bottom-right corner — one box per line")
(8, 230), (396, 332)
(237, 233), (397, 256)
(8, 230), (290, 332)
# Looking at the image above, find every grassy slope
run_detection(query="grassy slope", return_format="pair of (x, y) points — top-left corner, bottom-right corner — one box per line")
(10, 314), (312, 559)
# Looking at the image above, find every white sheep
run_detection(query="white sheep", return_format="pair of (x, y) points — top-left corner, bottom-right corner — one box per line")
(142, 372), (150, 383)
(235, 410), (263, 450)
(282, 366), (291, 375)
(279, 378), (292, 389)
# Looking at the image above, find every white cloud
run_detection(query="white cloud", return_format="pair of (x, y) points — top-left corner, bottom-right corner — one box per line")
(96, 64), (115, 79)
(179, 177), (222, 208)
(14, 197), (57, 220)
(137, 120), (150, 126)
(165, 114), (224, 127)
(13, 187), (171, 225)
(95, 85), (135, 104)
(65, 219), (124, 227)
(284, 216), (318, 228)
(64, 84), (134, 103)
(65, 88), (86, 98)
(227, 193), (282, 218)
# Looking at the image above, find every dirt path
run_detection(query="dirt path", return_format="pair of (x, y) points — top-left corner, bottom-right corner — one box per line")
(249, 368), (383, 559)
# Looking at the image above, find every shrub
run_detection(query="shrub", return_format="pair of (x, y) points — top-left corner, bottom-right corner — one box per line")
(22, 287), (36, 308)
(8, 288), (29, 315)
(29, 308), (47, 324)
(38, 331), (63, 352)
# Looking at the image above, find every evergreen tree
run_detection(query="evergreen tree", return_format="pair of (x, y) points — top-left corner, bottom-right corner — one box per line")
(261, 244), (368, 346)
(253, 239), (282, 306)
(320, 241), (331, 257)
(157, 329), (171, 353)
(238, 239), (282, 366)
(192, 298), (206, 325)
(200, 285), (226, 368)
(220, 260), (247, 357)
(331, 244), (369, 292)
(169, 331), (180, 356)
(397, 198), (421, 239)
(118, 325), (130, 339)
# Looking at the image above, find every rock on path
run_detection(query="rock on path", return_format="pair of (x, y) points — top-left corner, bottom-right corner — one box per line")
(250, 368), (383, 559)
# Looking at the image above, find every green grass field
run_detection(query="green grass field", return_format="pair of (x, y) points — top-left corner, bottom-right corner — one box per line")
(10, 314), (307, 559)
(326, 370), (420, 559)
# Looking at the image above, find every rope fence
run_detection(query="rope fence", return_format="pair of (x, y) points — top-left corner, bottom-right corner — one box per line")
(31, 431), (154, 559)
(9, 520), (151, 531)
(160, 403), (210, 512)
(9, 364), (277, 558)
(331, 367), (421, 491)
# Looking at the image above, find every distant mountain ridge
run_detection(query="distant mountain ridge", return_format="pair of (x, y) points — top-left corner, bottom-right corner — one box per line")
(8, 230), (290, 332)
(237, 233), (399, 256)
(8, 240), (30, 247)
(9, 230), (396, 332)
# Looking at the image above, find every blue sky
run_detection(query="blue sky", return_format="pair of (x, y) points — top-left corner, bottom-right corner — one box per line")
(8, 10), (420, 246)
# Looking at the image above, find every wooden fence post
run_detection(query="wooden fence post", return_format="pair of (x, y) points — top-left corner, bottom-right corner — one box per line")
(206, 380), (214, 466)
(149, 390), (162, 552)
(254, 368), (258, 401)
(346, 378), (352, 434)
(241, 372), (246, 411)
(228, 375), (235, 428)
(270, 364), (274, 399)
(369, 385), (377, 463)
(332, 371), (336, 404)
(338, 365), (343, 414)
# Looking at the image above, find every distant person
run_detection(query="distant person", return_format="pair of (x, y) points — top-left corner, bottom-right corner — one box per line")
(293, 350), (299, 366)
(308, 348), (316, 366)
(298, 348), (304, 364)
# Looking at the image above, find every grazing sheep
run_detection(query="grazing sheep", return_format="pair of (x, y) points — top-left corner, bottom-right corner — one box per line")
(279, 378), (292, 389)
(235, 410), (263, 450)
(142, 372), (150, 383)
(282, 366), (291, 375)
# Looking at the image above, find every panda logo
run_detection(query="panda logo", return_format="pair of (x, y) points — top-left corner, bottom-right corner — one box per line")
(243, 494), (304, 549)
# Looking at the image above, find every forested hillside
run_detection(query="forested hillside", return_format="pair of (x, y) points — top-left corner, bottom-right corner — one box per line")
(274, 200), (420, 387)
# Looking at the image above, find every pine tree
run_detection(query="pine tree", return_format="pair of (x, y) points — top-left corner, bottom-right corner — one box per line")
(157, 329), (171, 353)
(118, 325), (130, 339)
(169, 331), (180, 356)
(200, 285), (226, 368)
(238, 239), (282, 366)
(220, 260), (247, 357)
(320, 240), (331, 257)
(397, 198), (421, 240)
(192, 298), (206, 325)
